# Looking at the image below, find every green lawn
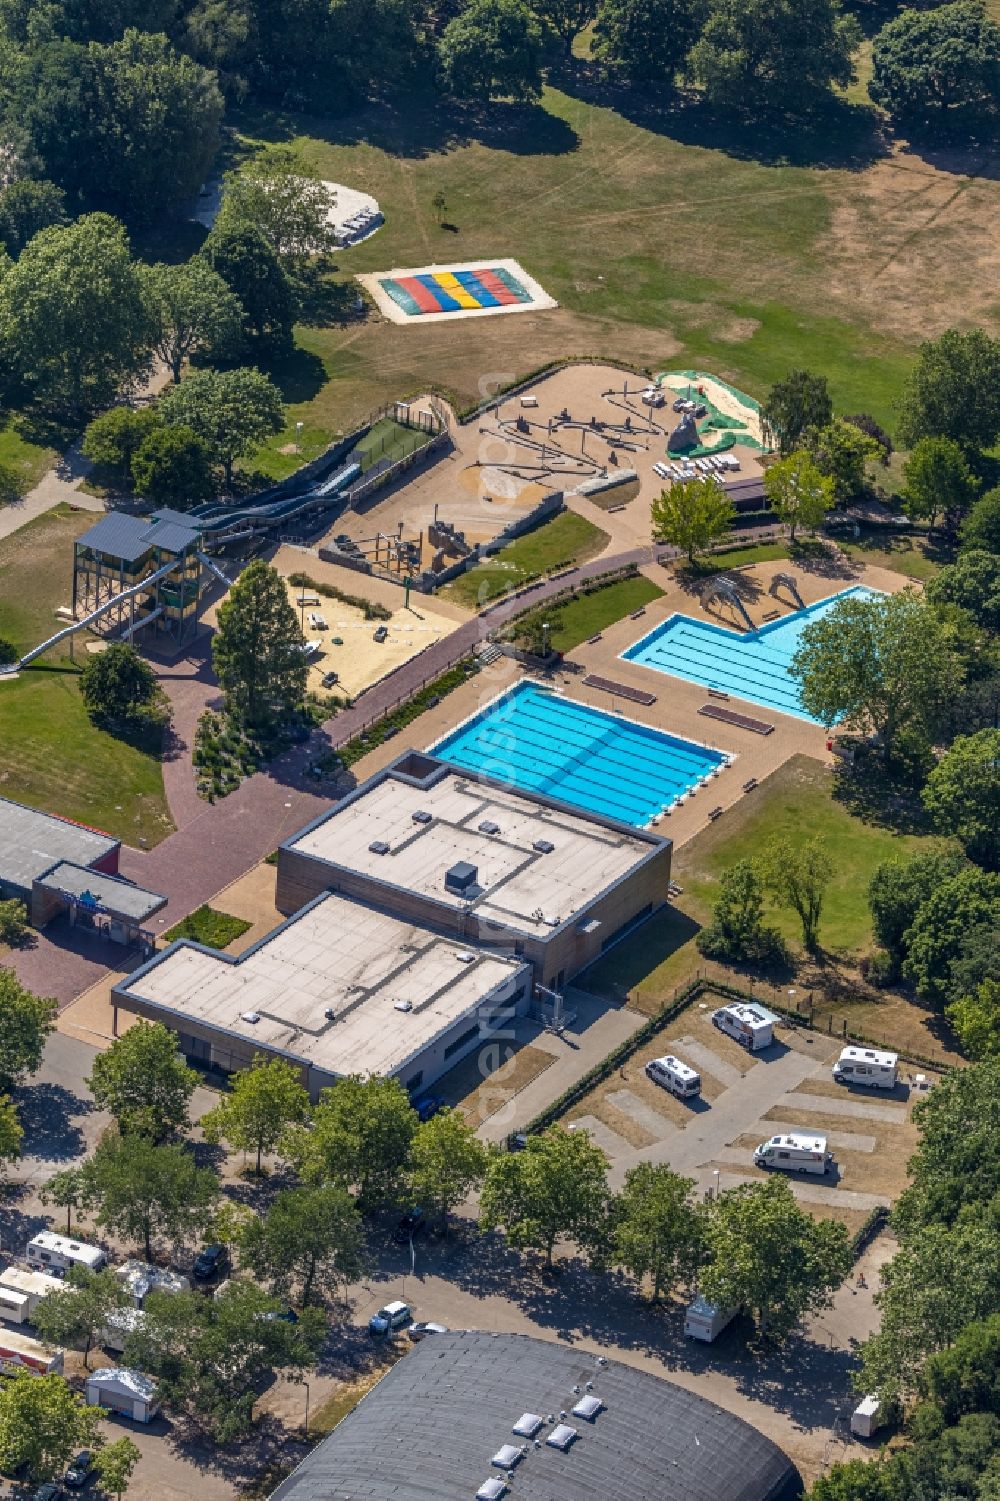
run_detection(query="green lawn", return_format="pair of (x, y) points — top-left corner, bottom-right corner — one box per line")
(163, 904), (253, 949)
(442, 511), (609, 609)
(0, 419), (55, 500)
(514, 573), (664, 653)
(0, 506), (173, 847)
(838, 530), (943, 582)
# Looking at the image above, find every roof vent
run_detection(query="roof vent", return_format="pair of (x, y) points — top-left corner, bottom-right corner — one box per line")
(476, 1481), (507, 1501)
(491, 1444), (522, 1471)
(543, 914), (560, 927)
(456, 951), (476, 964)
(412, 810), (433, 825)
(240, 1011), (260, 1024)
(532, 839), (555, 854)
(369, 839), (390, 855)
(572, 1395), (603, 1421)
(546, 1424), (578, 1452)
(394, 1000), (413, 1013)
(445, 861), (478, 895)
(478, 820), (500, 836)
(323, 1008), (336, 1021)
(512, 1413), (543, 1438)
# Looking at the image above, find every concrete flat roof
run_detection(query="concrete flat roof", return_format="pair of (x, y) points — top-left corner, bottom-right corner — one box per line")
(0, 797), (118, 895)
(36, 863), (166, 923)
(116, 892), (528, 1080)
(287, 762), (661, 938)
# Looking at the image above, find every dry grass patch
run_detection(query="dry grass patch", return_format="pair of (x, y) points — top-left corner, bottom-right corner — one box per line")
(442, 1042), (555, 1129)
(566, 1096), (656, 1150)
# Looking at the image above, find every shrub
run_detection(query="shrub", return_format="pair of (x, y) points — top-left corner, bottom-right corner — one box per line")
(0, 899), (29, 947)
(861, 948), (897, 988)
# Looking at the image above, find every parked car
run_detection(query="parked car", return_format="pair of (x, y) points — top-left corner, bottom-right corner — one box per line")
(414, 1095), (445, 1122)
(298, 640), (320, 657)
(33, 1485), (63, 1501)
(193, 1244), (228, 1281)
(369, 1300), (412, 1336)
(64, 1452), (94, 1490)
(321, 671), (339, 689)
(408, 1321), (448, 1342)
(393, 1208), (425, 1244)
(307, 612), (328, 631)
(373, 625), (389, 643)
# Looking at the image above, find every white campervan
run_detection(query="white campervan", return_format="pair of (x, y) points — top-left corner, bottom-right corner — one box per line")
(26, 1232), (106, 1279)
(712, 1003), (774, 1052)
(833, 1047), (898, 1090)
(645, 1055), (701, 1098)
(754, 1133), (833, 1176)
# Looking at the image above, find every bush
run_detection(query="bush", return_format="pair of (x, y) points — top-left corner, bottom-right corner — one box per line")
(861, 948), (898, 988)
(0, 637), (17, 665)
(0, 899), (29, 947)
(82, 406), (160, 486)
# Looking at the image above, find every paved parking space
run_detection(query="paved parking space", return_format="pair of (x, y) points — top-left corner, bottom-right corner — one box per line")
(779, 1091), (907, 1124)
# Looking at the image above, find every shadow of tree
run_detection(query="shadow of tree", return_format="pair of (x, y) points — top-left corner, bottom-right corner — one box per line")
(13, 1082), (93, 1165)
(830, 762), (932, 836)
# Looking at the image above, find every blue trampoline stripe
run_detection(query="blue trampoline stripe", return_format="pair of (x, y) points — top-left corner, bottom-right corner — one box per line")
(415, 274), (460, 312)
(454, 270), (500, 308)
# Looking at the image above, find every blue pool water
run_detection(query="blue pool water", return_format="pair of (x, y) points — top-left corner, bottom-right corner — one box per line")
(622, 586), (881, 723)
(431, 680), (725, 827)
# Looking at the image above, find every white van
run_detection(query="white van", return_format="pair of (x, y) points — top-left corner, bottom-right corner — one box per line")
(645, 1055), (701, 1098)
(684, 1296), (737, 1343)
(754, 1133), (833, 1175)
(712, 1003), (774, 1052)
(833, 1047), (898, 1090)
(26, 1232), (106, 1279)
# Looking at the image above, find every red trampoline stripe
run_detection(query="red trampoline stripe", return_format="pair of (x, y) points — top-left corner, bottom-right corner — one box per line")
(398, 276), (444, 313)
(475, 268), (521, 306)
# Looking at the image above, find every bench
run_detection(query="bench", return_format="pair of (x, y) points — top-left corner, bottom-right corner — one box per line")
(708, 806), (724, 821)
(583, 674), (657, 706)
(708, 688), (730, 701)
(698, 703), (775, 736)
(629, 609), (646, 620)
(761, 610), (780, 622)
(587, 633), (603, 644)
(743, 777), (759, 793)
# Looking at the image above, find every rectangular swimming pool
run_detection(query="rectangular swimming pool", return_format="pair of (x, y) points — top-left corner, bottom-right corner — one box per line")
(431, 680), (726, 828)
(622, 586), (880, 723)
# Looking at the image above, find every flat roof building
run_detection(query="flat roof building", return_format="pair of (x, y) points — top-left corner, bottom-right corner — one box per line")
(268, 1331), (800, 1501)
(113, 891), (531, 1098)
(278, 751), (671, 992)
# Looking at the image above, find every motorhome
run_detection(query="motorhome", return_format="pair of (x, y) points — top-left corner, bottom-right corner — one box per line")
(0, 1329), (63, 1376)
(711, 1003), (775, 1052)
(116, 1260), (190, 1308)
(833, 1047), (898, 1090)
(0, 1267), (63, 1324)
(102, 1308), (146, 1355)
(684, 1296), (737, 1343)
(645, 1055), (701, 1098)
(26, 1232), (106, 1279)
(754, 1133), (833, 1176)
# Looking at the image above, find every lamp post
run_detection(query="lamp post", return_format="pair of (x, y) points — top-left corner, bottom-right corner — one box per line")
(303, 1378), (310, 1437)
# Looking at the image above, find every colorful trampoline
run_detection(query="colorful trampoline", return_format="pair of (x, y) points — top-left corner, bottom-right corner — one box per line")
(358, 258), (557, 325)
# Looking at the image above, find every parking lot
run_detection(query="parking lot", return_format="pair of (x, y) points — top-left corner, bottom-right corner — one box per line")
(563, 1001), (928, 1235)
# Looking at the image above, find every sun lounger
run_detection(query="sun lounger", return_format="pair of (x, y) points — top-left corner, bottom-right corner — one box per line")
(708, 806), (724, 821)
(743, 777), (759, 793)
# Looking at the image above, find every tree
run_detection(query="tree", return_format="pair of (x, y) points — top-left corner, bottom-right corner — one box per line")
(790, 588), (964, 759)
(962, 487), (1000, 555)
(201, 220), (294, 351)
(432, 190), (447, 225)
(81, 405), (159, 485)
(527, 0), (595, 54)
(844, 412), (892, 465)
(696, 859), (787, 965)
(212, 558), (308, 727)
(140, 260), (243, 384)
(0, 968), (57, 1092)
(32, 1266), (130, 1369)
(922, 731), (1000, 870)
(88, 1020), (198, 1139)
(902, 436), (979, 533)
(84, 30), (223, 226)
(650, 475), (735, 563)
(593, 0), (701, 83)
(0, 178), (67, 255)
(763, 450), (834, 540)
(159, 366), (283, 487)
(200, 1056), (310, 1173)
(869, 2), (1000, 136)
(131, 425), (215, 508)
(867, 846), (969, 969)
(439, 0), (543, 102)
(0, 898), (28, 946)
(700, 1178), (851, 1340)
(0, 212), (150, 416)
(282, 1074), (417, 1211)
(928, 551), (1000, 634)
(480, 1126), (610, 1267)
(898, 329), (1000, 457)
(858, 1222), (1000, 1401)
(79, 643), (166, 730)
(94, 1436), (141, 1501)
(39, 1165), (93, 1234)
(0, 1095), (22, 1176)
(761, 369), (832, 453)
(84, 1132), (219, 1260)
(215, 149), (336, 261)
(922, 1311), (1000, 1424)
(948, 923), (1000, 1009)
(947, 979), (1000, 1061)
(0, 1372), (102, 1480)
(409, 1108), (489, 1228)
(688, 0), (860, 117)
(807, 1460), (893, 1501)
(805, 418), (882, 505)
(894, 1061), (1000, 1234)
(235, 1183), (364, 1304)
(125, 1281), (324, 1440)
(902, 866), (1000, 1006)
(610, 1163), (702, 1300)
(762, 836), (830, 951)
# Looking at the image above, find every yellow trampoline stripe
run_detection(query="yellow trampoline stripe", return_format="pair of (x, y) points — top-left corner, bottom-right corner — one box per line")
(435, 272), (479, 309)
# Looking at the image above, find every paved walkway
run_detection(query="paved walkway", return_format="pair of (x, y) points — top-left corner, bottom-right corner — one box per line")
(0, 444), (104, 541)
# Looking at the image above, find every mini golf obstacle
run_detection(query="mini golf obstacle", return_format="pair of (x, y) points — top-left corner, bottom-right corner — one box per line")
(358, 259), (556, 325)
